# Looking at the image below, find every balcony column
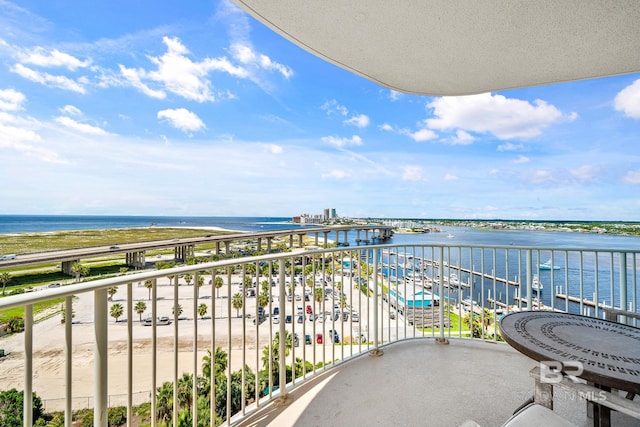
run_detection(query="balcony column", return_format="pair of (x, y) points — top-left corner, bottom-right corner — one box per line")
(323, 231), (329, 248)
(298, 234), (304, 247)
(266, 237), (272, 252)
(620, 253), (628, 322)
(526, 250), (533, 309)
(94, 288), (108, 426)
(289, 234), (294, 248)
(257, 238), (262, 251)
(314, 232), (319, 245)
(224, 241), (230, 254)
(215, 241), (220, 254)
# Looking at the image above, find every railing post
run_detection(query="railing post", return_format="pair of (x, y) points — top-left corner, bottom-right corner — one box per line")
(94, 288), (108, 426)
(24, 304), (33, 427)
(277, 258), (292, 404)
(65, 295), (73, 427)
(370, 248), (383, 356)
(620, 252), (627, 323)
(526, 250), (533, 309)
(436, 246), (448, 344)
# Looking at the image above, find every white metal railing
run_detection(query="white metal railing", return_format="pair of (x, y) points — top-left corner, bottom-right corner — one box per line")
(0, 244), (638, 426)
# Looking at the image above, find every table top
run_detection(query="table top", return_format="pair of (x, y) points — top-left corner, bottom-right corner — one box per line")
(499, 311), (640, 394)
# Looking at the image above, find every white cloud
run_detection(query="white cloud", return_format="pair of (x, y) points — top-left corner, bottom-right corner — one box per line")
(344, 114), (370, 128)
(118, 65), (166, 99)
(444, 173), (458, 181)
(59, 105), (81, 116)
(321, 100), (348, 116)
(426, 93), (575, 139)
(531, 169), (554, 184)
(451, 130), (474, 145)
(497, 142), (524, 151)
(321, 169), (349, 179)
(0, 113), (64, 163)
(614, 79), (640, 119)
(570, 165), (598, 181)
(0, 88), (25, 111)
(401, 165), (426, 181)
(11, 64), (86, 93)
(405, 128), (437, 142)
(54, 116), (111, 136)
(513, 155), (530, 164)
(622, 170), (640, 184)
(389, 90), (401, 101)
(157, 108), (205, 133)
(379, 123), (393, 132)
(321, 135), (362, 148)
(121, 36), (250, 103)
(230, 43), (293, 79)
(260, 143), (283, 154)
(18, 47), (91, 70)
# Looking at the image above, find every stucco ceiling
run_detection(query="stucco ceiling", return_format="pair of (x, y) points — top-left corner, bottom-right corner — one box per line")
(233, 1), (640, 95)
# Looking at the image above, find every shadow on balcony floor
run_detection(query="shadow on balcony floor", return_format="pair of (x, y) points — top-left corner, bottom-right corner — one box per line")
(238, 338), (638, 427)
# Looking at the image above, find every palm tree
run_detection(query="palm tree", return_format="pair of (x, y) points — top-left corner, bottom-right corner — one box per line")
(183, 273), (193, 286)
(172, 304), (183, 318)
(0, 272), (11, 296)
(71, 262), (89, 283)
(198, 303), (208, 319)
(134, 301), (147, 321)
(107, 286), (118, 301)
(144, 279), (153, 300)
(197, 275), (204, 288)
(231, 292), (243, 317)
(156, 381), (174, 425)
(257, 292), (269, 309)
(202, 347), (228, 379)
(110, 303), (124, 323)
(214, 276), (224, 297)
(314, 287), (324, 313)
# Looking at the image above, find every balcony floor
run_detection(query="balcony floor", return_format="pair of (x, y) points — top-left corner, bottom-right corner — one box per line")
(239, 338), (638, 427)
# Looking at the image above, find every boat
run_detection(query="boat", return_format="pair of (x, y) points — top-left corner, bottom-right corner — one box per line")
(532, 274), (543, 291)
(539, 260), (560, 270)
(446, 234), (455, 238)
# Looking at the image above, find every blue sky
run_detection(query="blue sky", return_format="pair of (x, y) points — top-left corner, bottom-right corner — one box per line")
(1, 0), (639, 221)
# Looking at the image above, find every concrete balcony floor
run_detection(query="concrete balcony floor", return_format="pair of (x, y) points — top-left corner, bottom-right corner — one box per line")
(239, 339), (638, 427)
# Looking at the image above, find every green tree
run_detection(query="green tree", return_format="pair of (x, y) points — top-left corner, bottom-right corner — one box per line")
(197, 275), (204, 288)
(314, 287), (324, 312)
(257, 292), (269, 309)
(156, 381), (174, 425)
(144, 279), (153, 300)
(134, 301), (147, 321)
(0, 271), (12, 296)
(243, 275), (252, 288)
(60, 304), (75, 324)
(0, 388), (45, 427)
(107, 286), (118, 301)
(260, 331), (293, 390)
(198, 303), (208, 319)
(261, 280), (270, 294)
(173, 304), (183, 318)
(110, 303), (124, 323)
(215, 276), (224, 297)
(232, 292), (243, 317)
(71, 262), (89, 282)
(183, 273), (193, 286)
(119, 267), (129, 274)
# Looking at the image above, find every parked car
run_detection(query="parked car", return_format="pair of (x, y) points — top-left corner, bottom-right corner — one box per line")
(253, 316), (266, 325)
(293, 333), (300, 347)
(316, 333), (323, 344)
(305, 334), (312, 345)
(272, 315), (280, 324)
(143, 316), (171, 326)
(273, 307), (279, 316)
(308, 313), (316, 322)
(329, 329), (340, 343)
(351, 312), (359, 322)
(297, 315), (304, 324)
(306, 305), (313, 314)
(285, 315), (292, 324)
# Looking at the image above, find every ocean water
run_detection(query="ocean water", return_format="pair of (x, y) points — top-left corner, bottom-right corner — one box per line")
(0, 215), (314, 234)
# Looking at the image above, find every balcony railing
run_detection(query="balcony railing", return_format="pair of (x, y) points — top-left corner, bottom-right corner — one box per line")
(0, 244), (638, 426)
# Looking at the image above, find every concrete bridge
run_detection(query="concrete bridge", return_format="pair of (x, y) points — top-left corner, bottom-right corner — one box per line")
(0, 225), (393, 273)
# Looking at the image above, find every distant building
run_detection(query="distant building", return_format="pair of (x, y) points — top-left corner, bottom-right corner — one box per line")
(324, 208), (330, 221)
